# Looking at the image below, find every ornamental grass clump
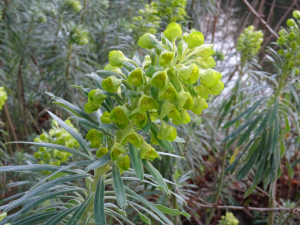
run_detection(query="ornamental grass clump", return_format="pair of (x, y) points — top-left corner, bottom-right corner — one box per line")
(1, 22), (222, 224)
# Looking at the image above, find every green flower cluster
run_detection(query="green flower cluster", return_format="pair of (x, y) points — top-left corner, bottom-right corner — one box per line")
(33, 119), (79, 166)
(276, 10), (300, 73)
(130, 4), (160, 35)
(65, 0), (82, 13)
(218, 212), (239, 225)
(70, 24), (89, 46)
(237, 25), (263, 62)
(153, 0), (187, 23)
(0, 87), (7, 111)
(84, 22), (223, 173)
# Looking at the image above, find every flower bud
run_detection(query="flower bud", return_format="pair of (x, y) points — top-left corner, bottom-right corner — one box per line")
(159, 82), (178, 101)
(291, 41), (297, 50)
(289, 32), (295, 39)
(117, 154), (130, 173)
(163, 22), (182, 42)
(287, 19), (295, 27)
(60, 152), (68, 162)
(206, 80), (224, 95)
(140, 141), (161, 161)
(96, 147), (108, 158)
(159, 51), (174, 67)
(111, 142), (126, 161)
(128, 68), (144, 87)
(102, 76), (122, 92)
(109, 50), (129, 67)
(151, 70), (168, 88)
(185, 31), (204, 49)
(119, 123), (142, 148)
(100, 111), (111, 124)
(177, 90), (194, 110)
(179, 63), (199, 84)
(172, 109), (191, 125)
(39, 147), (46, 152)
(86, 129), (103, 148)
(109, 105), (130, 129)
(194, 44), (215, 58)
(43, 152), (51, 161)
(104, 64), (122, 74)
(277, 36), (285, 45)
(199, 69), (220, 87)
(138, 33), (159, 49)
(129, 108), (147, 128)
(197, 56), (216, 69)
(40, 133), (48, 142)
(296, 68), (300, 74)
(157, 121), (177, 142)
(192, 96), (208, 115)
(88, 89), (107, 105)
(138, 94), (159, 113)
(34, 152), (42, 159)
(194, 85), (208, 100)
(150, 132), (159, 145)
(293, 10), (300, 19)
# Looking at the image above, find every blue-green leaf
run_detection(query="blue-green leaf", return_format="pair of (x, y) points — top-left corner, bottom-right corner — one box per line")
(112, 162), (127, 211)
(94, 175), (106, 225)
(66, 192), (95, 225)
(129, 143), (143, 182)
(44, 206), (79, 225)
(85, 153), (111, 172)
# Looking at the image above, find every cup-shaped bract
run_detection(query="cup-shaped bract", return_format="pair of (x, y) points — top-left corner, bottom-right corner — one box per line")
(86, 129), (103, 148)
(186, 31), (204, 49)
(88, 89), (107, 105)
(138, 33), (159, 49)
(179, 63), (199, 84)
(192, 96), (208, 115)
(96, 147), (108, 158)
(199, 69), (220, 88)
(151, 70), (168, 89)
(119, 123), (142, 148)
(172, 109), (191, 125)
(197, 56), (216, 69)
(160, 100), (176, 119)
(194, 85), (208, 100)
(140, 141), (161, 161)
(138, 94), (159, 113)
(100, 111), (111, 124)
(293, 10), (300, 19)
(84, 101), (100, 113)
(157, 122), (177, 142)
(128, 68), (144, 87)
(177, 90), (194, 110)
(111, 142), (126, 161)
(102, 76), (122, 93)
(129, 108), (147, 129)
(206, 80), (224, 95)
(159, 82), (178, 101)
(117, 154), (130, 173)
(159, 51), (174, 67)
(109, 105), (130, 129)
(109, 50), (129, 68)
(194, 44), (215, 58)
(104, 64), (122, 74)
(163, 22), (182, 42)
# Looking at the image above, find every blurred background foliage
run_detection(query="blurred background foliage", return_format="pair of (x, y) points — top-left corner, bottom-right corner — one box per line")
(1, 0), (300, 224)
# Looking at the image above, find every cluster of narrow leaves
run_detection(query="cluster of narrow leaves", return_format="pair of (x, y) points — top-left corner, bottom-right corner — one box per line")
(224, 12), (300, 198)
(0, 22), (222, 224)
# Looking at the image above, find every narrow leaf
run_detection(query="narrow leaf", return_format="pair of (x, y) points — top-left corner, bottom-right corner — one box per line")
(112, 162), (127, 211)
(94, 175), (106, 225)
(44, 206), (79, 225)
(85, 153), (111, 172)
(129, 143), (144, 182)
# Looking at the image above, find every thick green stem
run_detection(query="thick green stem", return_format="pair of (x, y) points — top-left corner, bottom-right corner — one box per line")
(83, 164), (108, 219)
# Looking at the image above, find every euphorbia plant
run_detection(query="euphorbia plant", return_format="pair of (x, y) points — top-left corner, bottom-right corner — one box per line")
(0, 22), (222, 224)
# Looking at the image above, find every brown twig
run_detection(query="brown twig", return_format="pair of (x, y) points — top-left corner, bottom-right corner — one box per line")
(293, 0), (300, 10)
(253, 0), (266, 29)
(264, 2), (297, 10)
(242, 0), (279, 38)
(3, 103), (20, 151)
(264, 0), (276, 34)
